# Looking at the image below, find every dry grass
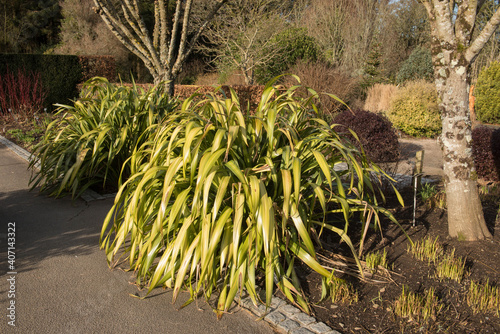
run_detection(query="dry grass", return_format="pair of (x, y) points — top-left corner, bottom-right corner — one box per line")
(363, 83), (399, 114)
(195, 70), (248, 86)
(329, 276), (359, 304)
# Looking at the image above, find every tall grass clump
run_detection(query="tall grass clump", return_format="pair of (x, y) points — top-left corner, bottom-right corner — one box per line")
(408, 236), (444, 264)
(29, 77), (176, 198)
(363, 83), (398, 114)
(393, 286), (443, 323)
(467, 279), (500, 316)
(365, 249), (388, 274)
(101, 77), (404, 317)
(435, 249), (467, 282)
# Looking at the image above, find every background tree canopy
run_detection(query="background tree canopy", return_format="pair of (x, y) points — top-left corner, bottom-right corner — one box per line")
(2, 0), (498, 88)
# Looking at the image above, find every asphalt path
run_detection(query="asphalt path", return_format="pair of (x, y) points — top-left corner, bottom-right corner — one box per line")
(0, 143), (276, 334)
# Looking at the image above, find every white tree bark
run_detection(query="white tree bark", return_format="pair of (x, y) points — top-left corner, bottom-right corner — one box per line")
(419, 0), (499, 240)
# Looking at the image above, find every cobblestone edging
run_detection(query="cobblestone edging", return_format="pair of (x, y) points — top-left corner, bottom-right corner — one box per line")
(240, 295), (341, 334)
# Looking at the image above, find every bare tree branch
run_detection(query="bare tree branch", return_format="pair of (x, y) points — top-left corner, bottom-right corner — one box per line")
(167, 0), (183, 67)
(466, 4), (500, 62)
(455, 0), (477, 43)
(198, 0), (289, 84)
(430, 0), (455, 41)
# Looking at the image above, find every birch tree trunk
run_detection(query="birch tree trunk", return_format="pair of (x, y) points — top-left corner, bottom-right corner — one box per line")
(435, 56), (491, 240)
(419, 0), (500, 240)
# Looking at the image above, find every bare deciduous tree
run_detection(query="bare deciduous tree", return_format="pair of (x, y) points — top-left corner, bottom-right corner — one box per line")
(418, 0), (500, 240)
(92, 0), (228, 95)
(471, 0), (500, 79)
(377, 0), (431, 78)
(301, 0), (378, 74)
(199, 0), (289, 85)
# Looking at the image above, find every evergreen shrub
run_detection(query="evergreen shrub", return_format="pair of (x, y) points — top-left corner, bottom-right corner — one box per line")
(98, 79), (403, 316)
(396, 46), (434, 84)
(30, 78), (176, 198)
(474, 61), (500, 124)
(333, 109), (400, 162)
(256, 28), (319, 83)
(387, 80), (441, 138)
(472, 126), (500, 182)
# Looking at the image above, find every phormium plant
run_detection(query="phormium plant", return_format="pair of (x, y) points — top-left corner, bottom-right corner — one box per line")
(29, 77), (176, 198)
(101, 77), (404, 317)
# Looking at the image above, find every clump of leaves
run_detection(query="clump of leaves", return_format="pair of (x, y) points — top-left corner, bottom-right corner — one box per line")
(467, 279), (500, 316)
(393, 286), (443, 323)
(364, 249), (388, 274)
(101, 77), (403, 317)
(419, 183), (437, 202)
(408, 236), (444, 265)
(29, 77), (176, 198)
(435, 248), (467, 283)
(419, 183), (446, 209)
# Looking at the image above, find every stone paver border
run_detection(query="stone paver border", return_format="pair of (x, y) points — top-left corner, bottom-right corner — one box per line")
(240, 293), (342, 334)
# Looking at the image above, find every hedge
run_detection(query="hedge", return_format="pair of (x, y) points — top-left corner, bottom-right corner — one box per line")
(0, 54), (82, 109)
(0, 54), (117, 111)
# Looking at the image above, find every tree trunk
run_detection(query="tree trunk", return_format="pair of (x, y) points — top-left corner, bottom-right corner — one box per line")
(434, 57), (492, 240)
(167, 80), (175, 97)
(154, 70), (175, 97)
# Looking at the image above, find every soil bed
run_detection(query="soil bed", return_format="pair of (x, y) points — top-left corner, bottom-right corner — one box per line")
(294, 186), (500, 334)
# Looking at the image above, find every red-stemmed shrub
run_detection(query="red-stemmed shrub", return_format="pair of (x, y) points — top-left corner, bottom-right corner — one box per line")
(0, 68), (47, 122)
(333, 109), (400, 162)
(472, 126), (500, 182)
